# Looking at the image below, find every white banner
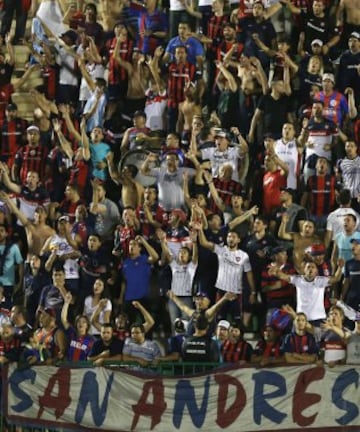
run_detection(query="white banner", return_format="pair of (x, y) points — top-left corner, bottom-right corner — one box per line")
(3, 364), (360, 431)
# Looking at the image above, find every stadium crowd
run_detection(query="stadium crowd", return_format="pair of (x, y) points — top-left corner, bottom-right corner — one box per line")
(0, 0), (358, 373)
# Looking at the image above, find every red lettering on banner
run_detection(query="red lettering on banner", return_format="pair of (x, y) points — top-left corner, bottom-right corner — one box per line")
(292, 366), (325, 427)
(131, 379), (167, 430)
(37, 368), (72, 419)
(215, 374), (246, 428)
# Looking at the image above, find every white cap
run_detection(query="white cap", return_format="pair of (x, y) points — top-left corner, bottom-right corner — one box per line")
(311, 39), (323, 47)
(26, 125), (40, 133)
(217, 319), (231, 330)
(322, 73), (335, 83)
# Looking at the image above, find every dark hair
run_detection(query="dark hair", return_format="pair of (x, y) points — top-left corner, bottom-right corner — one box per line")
(145, 185), (158, 194)
(124, 164), (138, 178)
(195, 314), (209, 331)
(131, 323), (145, 333)
(167, 132), (181, 141)
(255, 215), (269, 226)
(75, 314), (91, 333)
(338, 189), (351, 205)
(88, 233), (102, 243)
(85, 3), (97, 15)
(345, 213), (357, 223)
(52, 263), (65, 273)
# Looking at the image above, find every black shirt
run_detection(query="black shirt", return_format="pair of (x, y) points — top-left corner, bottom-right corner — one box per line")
(182, 334), (220, 362)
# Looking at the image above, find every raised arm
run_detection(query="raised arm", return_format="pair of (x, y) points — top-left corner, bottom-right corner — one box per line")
(61, 292), (73, 330)
(157, 229), (173, 264)
(278, 213), (293, 241)
(140, 153), (158, 176)
(206, 292), (237, 321)
(167, 290), (194, 317)
(136, 235), (159, 264)
(80, 117), (91, 161)
(52, 118), (74, 159)
(77, 55), (97, 92)
(113, 36), (133, 74)
(132, 301), (155, 333)
(0, 162), (22, 194)
(58, 104), (82, 144)
(197, 225), (215, 251)
(0, 191), (29, 228)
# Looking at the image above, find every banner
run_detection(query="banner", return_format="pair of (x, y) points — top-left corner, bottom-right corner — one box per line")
(3, 364), (360, 431)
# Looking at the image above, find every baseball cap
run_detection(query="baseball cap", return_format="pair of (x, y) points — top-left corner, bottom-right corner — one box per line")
(322, 73), (335, 83)
(350, 238), (360, 245)
(171, 208), (187, 223)
(42, 308), (56, 318)
(217, 319), (230, 330)
(349, 32), (360, 40)
(272, 246), (287, 255)
(6, 103), (17, 111)
(27, 125), (40, 133)
(214, 129), (232, 141)
(58, 215), (70, 223)
(280, 187), (296, 198)
(194, 290), (210, 299)
(311, 39), (323, 47)
(174, 318), (188, 333)
(306, 243), (326, 256)
(133, 110), (147, 119)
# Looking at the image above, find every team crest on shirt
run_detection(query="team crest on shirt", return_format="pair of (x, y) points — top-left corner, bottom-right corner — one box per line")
(330, 99), (337, 107)
(303, 345), (308, 351)
(236, 257), (241, 262)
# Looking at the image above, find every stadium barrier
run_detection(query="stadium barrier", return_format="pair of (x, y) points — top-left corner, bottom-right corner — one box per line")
(1, 362), (360, 431)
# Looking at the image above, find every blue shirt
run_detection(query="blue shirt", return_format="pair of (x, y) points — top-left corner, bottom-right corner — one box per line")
(90, 141), (111, 181)
(0, 243), (23, 286)
(165, 36), (204, 65)
(123, 254), (152, 301)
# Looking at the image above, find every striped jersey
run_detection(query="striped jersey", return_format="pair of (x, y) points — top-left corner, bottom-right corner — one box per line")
(337, 156), (360, 198)
(214, 245), (251, 294)
(169, 260), (197, 296)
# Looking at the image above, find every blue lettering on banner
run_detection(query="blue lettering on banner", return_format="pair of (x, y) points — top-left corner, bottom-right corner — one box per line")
(252, 371), (287, 425)
(332, 369), (359, 425)
(75, 371), (115, 426)
(173, 376), (210, 428)
(10, 368), (36, 412)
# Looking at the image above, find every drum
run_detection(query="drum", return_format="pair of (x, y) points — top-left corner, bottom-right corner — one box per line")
(119, 149), (160, 187)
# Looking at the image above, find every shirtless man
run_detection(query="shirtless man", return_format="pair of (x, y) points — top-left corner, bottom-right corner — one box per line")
(237, 55), (268, 97)
(114, 35), (150, 115)
(279, 217), (320, 273)
(337, 0), (360, 40)
(0, 192), (55, 259)
(177, 82), (202, 134)
(106, 152), (144, 209)
(99, 0), (125, 32)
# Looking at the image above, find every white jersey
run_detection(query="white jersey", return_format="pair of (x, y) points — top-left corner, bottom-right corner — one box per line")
(48, 234), (79, 280)
(169, 260), (197, 296)
(326, 207), (360, 240)
(83, 296), (112, 336)
(169, 0), (185, 11)
(290, 275), (329, 321)
(201, 146), (241, 182)
(214, 245), (251, 294)
(337, 156), (360, 199)
(346, 333), (360, 365)
(274, 139), (299, 189)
